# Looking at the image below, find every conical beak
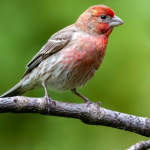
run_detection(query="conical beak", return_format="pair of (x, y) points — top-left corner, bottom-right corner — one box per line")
(109, 15), (124, 27)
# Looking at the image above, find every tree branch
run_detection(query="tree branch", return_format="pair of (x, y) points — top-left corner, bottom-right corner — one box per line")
(0, 96), (150, 138)
(127, 140), (150, 150)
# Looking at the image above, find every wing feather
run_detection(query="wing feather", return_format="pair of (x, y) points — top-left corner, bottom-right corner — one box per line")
(21, 25), (76, 78)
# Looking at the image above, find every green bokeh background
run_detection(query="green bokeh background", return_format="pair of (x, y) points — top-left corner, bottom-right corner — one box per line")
(0, 0), (150, 149)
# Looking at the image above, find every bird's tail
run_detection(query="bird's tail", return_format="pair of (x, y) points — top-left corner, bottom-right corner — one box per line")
(0, 80), (30, 98)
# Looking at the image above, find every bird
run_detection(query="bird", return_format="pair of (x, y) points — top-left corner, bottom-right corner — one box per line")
(0, 5), (124, 112)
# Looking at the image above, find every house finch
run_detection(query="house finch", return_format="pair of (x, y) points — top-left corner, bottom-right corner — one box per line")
(0, 5), (123, 112)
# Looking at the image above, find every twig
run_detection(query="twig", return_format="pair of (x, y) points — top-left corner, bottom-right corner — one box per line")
(127, 140), (150, 150)
(0, 96), (150, 137)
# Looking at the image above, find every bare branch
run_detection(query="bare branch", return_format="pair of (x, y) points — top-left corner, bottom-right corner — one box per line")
(0, 96), (150, 138)
(127, 140), (150, 150)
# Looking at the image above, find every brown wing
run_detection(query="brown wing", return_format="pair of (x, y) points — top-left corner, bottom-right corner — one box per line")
(21, 25), (76, 78)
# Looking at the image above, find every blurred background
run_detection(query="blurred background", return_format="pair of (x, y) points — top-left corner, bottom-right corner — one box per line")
(0, 0), (150, 149)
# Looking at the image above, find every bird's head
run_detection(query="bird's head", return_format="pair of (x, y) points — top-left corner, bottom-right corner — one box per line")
(75, 5), (124, 36)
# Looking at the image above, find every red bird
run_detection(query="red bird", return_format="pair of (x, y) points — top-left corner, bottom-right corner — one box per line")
(0, 5), (123, 111)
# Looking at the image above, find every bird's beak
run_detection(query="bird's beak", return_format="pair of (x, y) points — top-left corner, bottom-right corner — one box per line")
(109, 15), (124, 27)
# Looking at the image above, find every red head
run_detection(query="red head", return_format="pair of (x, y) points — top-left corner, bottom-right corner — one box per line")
(75, 5), (123, 36)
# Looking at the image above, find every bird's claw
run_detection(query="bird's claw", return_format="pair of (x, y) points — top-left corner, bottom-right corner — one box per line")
(85, 99), (102, 110)
(44, 95), (52, 114)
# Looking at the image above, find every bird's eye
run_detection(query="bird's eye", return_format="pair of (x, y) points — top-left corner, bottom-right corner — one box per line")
(100, 15), (106, 19)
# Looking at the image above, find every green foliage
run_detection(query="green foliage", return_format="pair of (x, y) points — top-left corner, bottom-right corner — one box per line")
(0, 0), (149, 149)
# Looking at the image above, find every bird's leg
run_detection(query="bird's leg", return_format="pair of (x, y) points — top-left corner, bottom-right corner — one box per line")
(71, 88), (92, 103)
(42, 82), (52, 114)
(71, 88), (102, 106)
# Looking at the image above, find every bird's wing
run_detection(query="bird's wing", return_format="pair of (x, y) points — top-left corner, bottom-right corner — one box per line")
(21, 25), (76, 78)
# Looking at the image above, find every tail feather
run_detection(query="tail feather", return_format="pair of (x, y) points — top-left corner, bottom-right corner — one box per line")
(0, 81), (27, 98)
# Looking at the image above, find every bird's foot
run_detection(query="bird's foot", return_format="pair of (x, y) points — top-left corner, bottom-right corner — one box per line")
(84, 98), (102, 109)
(44, 95), (52, 114)
(71, 88), (102, 109)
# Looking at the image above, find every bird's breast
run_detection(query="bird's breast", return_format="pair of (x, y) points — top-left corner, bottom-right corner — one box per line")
(63, 33), (108, 71)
